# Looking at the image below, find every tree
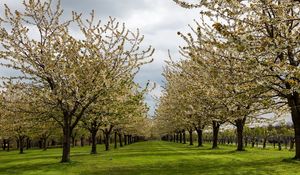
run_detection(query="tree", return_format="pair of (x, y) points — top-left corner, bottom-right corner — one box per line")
(174, 0), (300, 159)
(0, 0), (153, 162)
(175, 26), (260, 151)
(0, 89), (35, 154)
(34, 118), (60, 151)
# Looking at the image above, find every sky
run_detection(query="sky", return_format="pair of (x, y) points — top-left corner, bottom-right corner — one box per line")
(0, 0), (200, 116)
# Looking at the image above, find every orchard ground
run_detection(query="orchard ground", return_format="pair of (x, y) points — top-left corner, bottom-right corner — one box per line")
(0, 141), (299, 175)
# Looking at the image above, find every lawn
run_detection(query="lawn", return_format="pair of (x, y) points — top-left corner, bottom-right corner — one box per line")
(0, 141), (299, 175)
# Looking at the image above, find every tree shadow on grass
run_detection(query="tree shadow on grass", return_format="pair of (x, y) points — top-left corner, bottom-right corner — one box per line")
(0, 159), (83, 175)
(81, 157), (298, 175)
(0, 153), (87, 175)
(110, 150), (241, 159)
(0, 150), (92, 165)
(0, 154), (61, 164)
(281, 158), (300, 164)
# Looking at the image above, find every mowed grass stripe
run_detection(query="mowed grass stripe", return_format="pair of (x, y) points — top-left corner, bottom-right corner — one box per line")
(0, 141), (299, 175)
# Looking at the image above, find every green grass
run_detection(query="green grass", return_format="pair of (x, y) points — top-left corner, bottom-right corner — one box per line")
(0, 141), (299, 175)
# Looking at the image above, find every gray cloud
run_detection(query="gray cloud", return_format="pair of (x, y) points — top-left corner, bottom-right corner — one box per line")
(61, 0), (152, 18)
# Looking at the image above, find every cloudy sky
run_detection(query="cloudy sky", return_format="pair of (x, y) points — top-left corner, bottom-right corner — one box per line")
(0, 0), (200, 116)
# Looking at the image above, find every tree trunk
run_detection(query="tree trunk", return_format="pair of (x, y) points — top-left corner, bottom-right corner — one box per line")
(38, 140), (42, 149)
(43, 138), (47, 151)
(290, 138), (295, 150)
(104, 134), (110, 151)
(19, 136), (24, 154)
(263, 138), (267, 149)
(235, 117), (246, 151)
(212, 121), (220, 149)
(88, 137), (91, 146)
(179, 131), (182, 143)
(278, 137), (282, 151)
(61, 125), (71, 163)
(132, 136), (135, 143)
(114, 132), (117, 149)
(16, 139), (19, 149)
(81, 136), (84, 147)
(284, 138), (288, 149)
(118, 133), (123, 147)
(26, 137), (30, 150)
(124, 135), (127, 145)
(173, 133), (176, 142)
(103, 127), (113, 151)
(90, 130), (97, 154)
(251, 138), (255, 148)
(287, 94), (300, 159)
(3, 139), (6, 151)
(189, 129), (193, 145)
(196, 128), (203, 147)
(7, 140), (10, 152)
(183, 130), (186, 144)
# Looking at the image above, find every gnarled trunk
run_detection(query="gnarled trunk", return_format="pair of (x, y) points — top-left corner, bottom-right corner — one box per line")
(235, 117), (246, 151)
(90, 130), (98, 154)
(212, 121), (220, 149)
(61, 125), (71, 162)
(287, 94), (300, 159)
(195, 128), (203, 147)
(103, 126), (113, 151)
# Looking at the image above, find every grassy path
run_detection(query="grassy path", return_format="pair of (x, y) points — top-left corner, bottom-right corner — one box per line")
(0, 141), (299, 175)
